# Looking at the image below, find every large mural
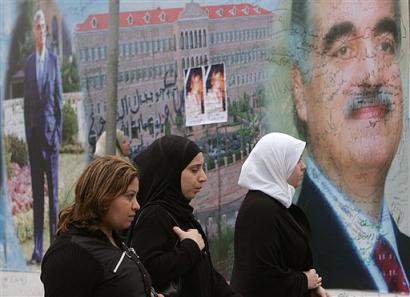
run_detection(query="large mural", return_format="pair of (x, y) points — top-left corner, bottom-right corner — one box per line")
(0, 0), (409, 293)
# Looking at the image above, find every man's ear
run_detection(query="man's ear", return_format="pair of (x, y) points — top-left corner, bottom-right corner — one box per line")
(292, 65), (307, 122)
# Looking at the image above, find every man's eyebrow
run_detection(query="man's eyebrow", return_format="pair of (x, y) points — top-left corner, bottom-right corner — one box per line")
(322, 21), (355, 53)
(374, 17), (398, 42)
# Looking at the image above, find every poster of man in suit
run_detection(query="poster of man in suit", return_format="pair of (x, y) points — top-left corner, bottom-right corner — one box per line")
(23, 9), (63, 264)
(286, 0), (410, 293)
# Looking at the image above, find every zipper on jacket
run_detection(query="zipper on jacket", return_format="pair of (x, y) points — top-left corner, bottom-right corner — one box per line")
(113, 251), (126, 273)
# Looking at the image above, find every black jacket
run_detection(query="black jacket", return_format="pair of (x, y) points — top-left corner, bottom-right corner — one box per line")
(131, 205), (240, 297)
(41, 226), (154, 297)
(230, 190), (312, 297)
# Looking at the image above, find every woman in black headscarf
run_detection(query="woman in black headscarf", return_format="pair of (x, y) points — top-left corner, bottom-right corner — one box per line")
(128, 135), (240, 297)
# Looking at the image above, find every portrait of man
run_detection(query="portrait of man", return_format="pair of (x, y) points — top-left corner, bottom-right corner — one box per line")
(290, 0), (409, 293)
(23, 9), (63, 264)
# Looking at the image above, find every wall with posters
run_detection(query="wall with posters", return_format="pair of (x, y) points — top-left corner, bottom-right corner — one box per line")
(0, 0), (409, 294)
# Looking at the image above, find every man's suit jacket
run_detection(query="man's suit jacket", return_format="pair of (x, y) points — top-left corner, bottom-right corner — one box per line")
(297, 174), (410, 291)
(24, 50), (63, 158)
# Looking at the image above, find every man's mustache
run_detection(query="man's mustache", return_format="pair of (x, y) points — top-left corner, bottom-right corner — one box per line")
(344, 87), (394, 117)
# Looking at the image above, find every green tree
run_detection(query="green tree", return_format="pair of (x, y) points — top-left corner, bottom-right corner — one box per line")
(5, 0), (35, 99)
(61, 56), (80, 92)
(62, 103), (79, 145)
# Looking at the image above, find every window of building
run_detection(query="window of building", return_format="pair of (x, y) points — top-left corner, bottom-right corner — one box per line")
(144, 12), (150, 24)
(171, 36), (176, 50)
(185, 31), (189, 49)
(127, 14), (133, 25)
(203, 29), (207, 46)
(194, 31), (198, 48)
(216, 8), (223, 17)
(180, 32), (184, 50)
(153, 40), (157, 53)
(159, 11), (166, 22)
(189, 31), (193, 49)
(198, 30), (202, 47)
(125, 43), (129, 56)
(91, 17), (97, 29)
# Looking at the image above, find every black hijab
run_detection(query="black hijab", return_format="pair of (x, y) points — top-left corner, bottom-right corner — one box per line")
(133, 135), (201, 224)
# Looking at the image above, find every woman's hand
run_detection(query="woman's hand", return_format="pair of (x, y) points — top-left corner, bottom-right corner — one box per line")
(311, 286), (331, 297)
(303, 269), (322, 289)
(173, 226), (205, 251)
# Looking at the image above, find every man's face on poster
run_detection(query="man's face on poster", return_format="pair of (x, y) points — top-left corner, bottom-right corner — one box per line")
(294, 0), (403, 186)
(34, 14), (46, 50)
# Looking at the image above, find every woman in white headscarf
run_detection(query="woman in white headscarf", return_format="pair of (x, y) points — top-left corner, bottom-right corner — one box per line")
(230, 132), (330, 297)
(94, 129), (130, 158)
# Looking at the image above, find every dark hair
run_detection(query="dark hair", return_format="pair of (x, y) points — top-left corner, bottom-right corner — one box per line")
(57, 155), (138, 234)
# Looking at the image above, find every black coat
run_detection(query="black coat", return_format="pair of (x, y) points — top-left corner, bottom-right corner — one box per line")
(131, 135), (240, 297)
(41, 226), (153, 297)
(131, 204), (239, 297)
(297, 174), (410, 291)
(230, 190), (313, 297)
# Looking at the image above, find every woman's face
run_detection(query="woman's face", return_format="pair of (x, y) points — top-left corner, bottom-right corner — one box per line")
(181, 152), (207, 200)
(287, 159), (306, 188)
(121, 137), (130, 156)
(101, 177), (140, 231)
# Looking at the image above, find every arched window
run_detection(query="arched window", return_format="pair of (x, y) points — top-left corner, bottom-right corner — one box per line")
(194, 31), (198, 48)
(189, 31), (193, 49)
(203, 29), (207, 46)
(198, 30), (202, 47)
(91, 17), (97, 29)
(185, 31), (189, 49)
(180, 32), (184, 50)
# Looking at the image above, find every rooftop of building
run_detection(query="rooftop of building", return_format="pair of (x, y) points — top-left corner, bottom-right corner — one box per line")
(76, 3), (272, 32)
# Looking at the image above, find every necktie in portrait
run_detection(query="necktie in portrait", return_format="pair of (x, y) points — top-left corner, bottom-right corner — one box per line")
(373, 237), (409, 293)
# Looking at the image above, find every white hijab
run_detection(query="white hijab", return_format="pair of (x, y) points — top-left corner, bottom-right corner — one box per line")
(238, 132), (306, 208)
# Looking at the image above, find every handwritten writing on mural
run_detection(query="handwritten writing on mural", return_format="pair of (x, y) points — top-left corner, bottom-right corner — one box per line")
(87, 70), (181, 152)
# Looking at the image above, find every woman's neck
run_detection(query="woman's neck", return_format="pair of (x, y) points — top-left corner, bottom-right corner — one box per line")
(99, 225), (118, 247)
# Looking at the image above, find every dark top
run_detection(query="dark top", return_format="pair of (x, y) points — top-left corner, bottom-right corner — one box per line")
(131, 205), (239, 297)
(41, 226), (154, 297)
(230, 190), (312, 297)
(131, 135), (240, 297)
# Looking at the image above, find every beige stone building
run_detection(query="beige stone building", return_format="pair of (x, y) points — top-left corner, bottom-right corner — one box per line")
(75, 2), (274, 151)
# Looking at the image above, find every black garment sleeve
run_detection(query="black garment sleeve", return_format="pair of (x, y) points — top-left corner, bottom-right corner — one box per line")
(131, 206), (202, 288)
(233, 195), (309, 297)
(212, 268), (242, 297)
(41, 243), (103, 297)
